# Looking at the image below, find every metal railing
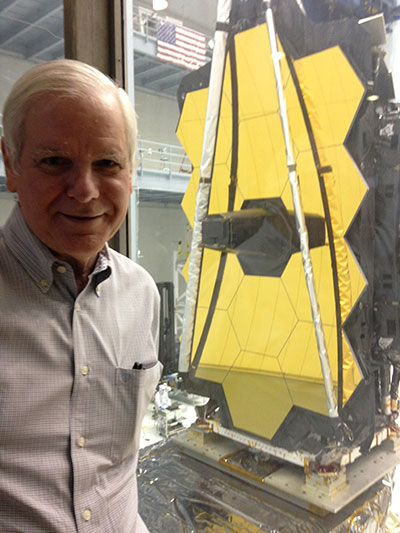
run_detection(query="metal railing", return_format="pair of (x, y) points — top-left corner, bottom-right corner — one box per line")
(133, 5), (159, 40)
(137, 139), (192, 176)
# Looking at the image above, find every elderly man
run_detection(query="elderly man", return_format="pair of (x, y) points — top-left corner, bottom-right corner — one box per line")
(0, 60), (161, 532)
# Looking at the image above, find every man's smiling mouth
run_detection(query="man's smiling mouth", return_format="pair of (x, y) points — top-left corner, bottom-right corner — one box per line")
(61, 213), (103, 220)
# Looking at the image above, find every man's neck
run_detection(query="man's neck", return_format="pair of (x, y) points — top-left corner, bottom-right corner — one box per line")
(52, 251), (98, 294)
(74, 271), (91, 293)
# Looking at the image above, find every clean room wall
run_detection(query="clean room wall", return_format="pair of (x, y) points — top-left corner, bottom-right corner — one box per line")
(138, 203), (189, 283)
(135, 88), (188, 284)
(135, 89), (180, 145)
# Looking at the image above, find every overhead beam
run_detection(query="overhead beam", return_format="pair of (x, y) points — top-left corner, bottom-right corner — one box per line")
(0, 0), (21, 16)
(0, 4), (63, 47)
(27, 38), (64, 61)
(155, 70), (186, 90)
(141, 64), (182, 85)
(134, 59), (164, 77)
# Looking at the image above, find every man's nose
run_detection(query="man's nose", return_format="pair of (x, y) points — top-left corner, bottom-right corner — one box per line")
(66, 165), (100, 203)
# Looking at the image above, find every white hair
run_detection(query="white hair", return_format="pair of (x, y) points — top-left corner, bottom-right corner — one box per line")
(2, 59), (137, 171)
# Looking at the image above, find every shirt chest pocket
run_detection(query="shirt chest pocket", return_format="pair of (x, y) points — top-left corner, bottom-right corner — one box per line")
(111, 361), (162, 461)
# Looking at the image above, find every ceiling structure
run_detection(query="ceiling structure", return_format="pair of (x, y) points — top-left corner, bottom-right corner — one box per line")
(0, 0), (215, 96)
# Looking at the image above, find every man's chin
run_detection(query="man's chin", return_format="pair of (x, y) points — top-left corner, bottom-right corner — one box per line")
(48, 239), (106, 270)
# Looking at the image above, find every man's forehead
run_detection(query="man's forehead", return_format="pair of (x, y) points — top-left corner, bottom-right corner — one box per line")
(26, 88), (121, 116)
(24, 91), (126, 137)
(20, 89), (130, 163)
(22, 102), (128, 159)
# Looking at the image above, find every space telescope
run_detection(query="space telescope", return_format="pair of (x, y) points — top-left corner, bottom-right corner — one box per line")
(144, 0), (400, 529)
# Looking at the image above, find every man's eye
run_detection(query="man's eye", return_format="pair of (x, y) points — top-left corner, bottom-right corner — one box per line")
(94, 159), (120, 170)
(40, 157), (70, 167)
(93, 159), (121, 174)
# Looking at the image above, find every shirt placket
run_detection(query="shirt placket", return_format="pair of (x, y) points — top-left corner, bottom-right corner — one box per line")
(70, 288), (97, 531)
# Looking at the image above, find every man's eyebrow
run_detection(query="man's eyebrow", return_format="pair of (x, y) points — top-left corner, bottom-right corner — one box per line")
(96, 150), (127, 160)
(31, 148), (127, 160)
(32, 147), (69, 158)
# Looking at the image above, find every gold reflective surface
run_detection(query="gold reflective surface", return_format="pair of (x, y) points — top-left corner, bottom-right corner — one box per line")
(178, 23), (367, 439)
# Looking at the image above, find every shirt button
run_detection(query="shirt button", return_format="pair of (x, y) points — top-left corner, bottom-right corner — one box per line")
(82, 509), (92, 521)
(95, 286), (101, 296)
(40, 279), (49, 287)
(77, 436), (86, 447)
(75, 303), (81, 312)
(57, 265), (67, 274)
(81, 365), (89, 376)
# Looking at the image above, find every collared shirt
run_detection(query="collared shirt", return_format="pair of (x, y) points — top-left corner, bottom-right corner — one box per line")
(0, 205), (162, 532)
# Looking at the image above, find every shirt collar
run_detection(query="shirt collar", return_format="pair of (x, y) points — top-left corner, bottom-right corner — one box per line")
(3, 205), (111, 293)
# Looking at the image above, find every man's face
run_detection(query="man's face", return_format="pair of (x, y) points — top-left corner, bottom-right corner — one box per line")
(3, 90), (133, 269)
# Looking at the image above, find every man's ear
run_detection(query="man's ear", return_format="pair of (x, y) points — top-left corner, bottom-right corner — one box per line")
(1, 138), (18, 193)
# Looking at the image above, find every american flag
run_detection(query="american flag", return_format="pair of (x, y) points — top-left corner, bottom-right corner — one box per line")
(156, 19), (207, 71)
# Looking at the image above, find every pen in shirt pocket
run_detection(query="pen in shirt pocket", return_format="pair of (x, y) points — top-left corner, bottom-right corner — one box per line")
(132, 362), (143, 370)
